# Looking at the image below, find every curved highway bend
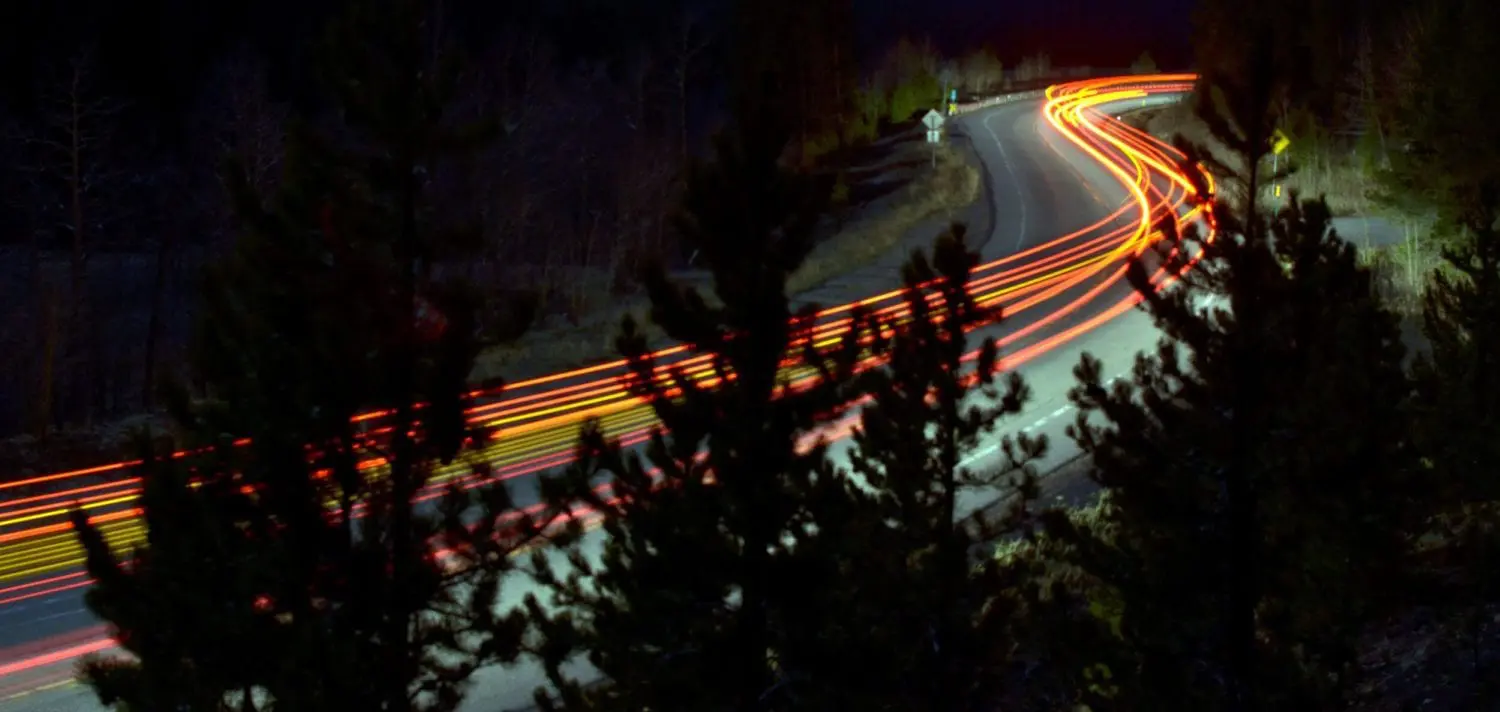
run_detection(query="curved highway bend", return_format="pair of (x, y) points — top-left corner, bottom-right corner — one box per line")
(0, 74), (1204, 710)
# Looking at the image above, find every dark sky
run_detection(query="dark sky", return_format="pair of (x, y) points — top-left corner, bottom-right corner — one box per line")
(856, 0), (1196, 67)
(0, 0), (1195, 118)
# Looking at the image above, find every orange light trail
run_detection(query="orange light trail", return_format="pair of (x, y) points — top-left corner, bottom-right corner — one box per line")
(0, 74), (1210, 685)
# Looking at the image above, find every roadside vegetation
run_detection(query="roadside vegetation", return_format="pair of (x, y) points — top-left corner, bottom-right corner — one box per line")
(1124, 0), (1494, 318)
(1126, 101), (1375, 217)
(0, 14), (1033, 483)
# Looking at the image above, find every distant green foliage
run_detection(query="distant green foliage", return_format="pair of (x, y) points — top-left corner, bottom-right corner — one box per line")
(1013, 52), (1053, 83)
(802, 129), (842, 164)
(888, 71), (941, 123)
(876, 36), (943, 123)
(1130, 51), (1158, 74)
(960, 48), (1004, 94)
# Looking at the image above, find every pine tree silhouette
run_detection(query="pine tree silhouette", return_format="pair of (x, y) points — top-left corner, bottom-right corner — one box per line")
(1383, 0), (1500, 509)
(1049, 32), (1419, 710)
(518, 66), (903, 707)
(1378, 2), (1500, 702)
(823, 224), (1046, 710)
(70, 2), (536, 710)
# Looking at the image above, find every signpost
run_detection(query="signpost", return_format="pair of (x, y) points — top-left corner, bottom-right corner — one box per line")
(1270, 128), (1291, 155)
(922, 109), (945, 168)
(938, 68), (956, 122)
(1270, 128), (1290, 207)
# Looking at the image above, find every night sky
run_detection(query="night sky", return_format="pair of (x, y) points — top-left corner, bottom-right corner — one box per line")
(856, 0), (1195, 67)
(0, 0), (1195, 122)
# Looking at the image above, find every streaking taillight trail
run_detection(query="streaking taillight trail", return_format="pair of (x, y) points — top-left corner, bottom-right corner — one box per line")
(0, 75), (1209, 655)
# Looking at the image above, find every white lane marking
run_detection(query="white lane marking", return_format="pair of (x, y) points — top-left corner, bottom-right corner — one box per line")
(961, 443), (1001, 467)
(31, 610), (85, 624)
(1, 361), (1131, 674)
(981, 107), (1030, 253)
(2, 678), (77, 702)
(0, 592), (85, 616)
(959, 371), (1129, 468)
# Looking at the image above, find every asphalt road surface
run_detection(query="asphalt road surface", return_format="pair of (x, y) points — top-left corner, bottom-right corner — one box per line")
(0, 87), (1184, 711)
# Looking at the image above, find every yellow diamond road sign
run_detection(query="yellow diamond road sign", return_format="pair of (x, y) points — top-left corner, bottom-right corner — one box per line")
(1271, 128), (1291, 155)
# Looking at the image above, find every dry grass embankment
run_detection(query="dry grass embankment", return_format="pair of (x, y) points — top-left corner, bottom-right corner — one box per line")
(472, 137), (981, 385)
(788, 144), (979, 295)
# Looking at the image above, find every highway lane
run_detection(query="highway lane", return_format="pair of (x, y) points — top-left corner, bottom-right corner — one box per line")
(0, 76), (1202, 710)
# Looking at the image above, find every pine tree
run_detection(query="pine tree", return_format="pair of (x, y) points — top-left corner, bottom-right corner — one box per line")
(1129, 51), (1158, 75)
(69, 1), (536, 710)
(730, 0), (857, 165)
(70, 428), (288, 711)
(1375, 0), (1500, 235)
(1409, 216), (1500, 705)
(520, 75), (885, 710)
(820, 224), (1046, 710)
(1049, 33), (1419, 710)
(1378, 3), (1500, 702)
(1377, 0), (1500, 505)
(1414, 227), (1500, 505)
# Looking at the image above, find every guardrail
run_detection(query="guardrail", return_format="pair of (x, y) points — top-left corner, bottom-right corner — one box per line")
(952, 88), (1048, 116)
(951, 69), (1190, 118)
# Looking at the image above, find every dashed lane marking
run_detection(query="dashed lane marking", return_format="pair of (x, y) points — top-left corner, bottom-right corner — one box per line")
(1012, 370), (1127, 436)
(963, 370), (1130, 469)
(3, 678), (76, 702)
(0, 365), (1138, 704)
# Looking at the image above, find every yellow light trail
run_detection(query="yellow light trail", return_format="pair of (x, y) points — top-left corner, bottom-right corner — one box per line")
(0, 74), (1205, 632)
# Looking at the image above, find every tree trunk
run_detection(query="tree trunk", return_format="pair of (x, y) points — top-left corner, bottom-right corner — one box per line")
(35, 279), (59, 443)
(1226, 103), (1269, 712)
(142, 233), (173, 410)
(385, 147), (420, 712)
(68, 76), (90, 427)
(678, 66), (689, 163)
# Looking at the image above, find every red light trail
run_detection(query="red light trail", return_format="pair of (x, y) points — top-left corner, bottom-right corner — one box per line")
(0, 74), (1209, 688)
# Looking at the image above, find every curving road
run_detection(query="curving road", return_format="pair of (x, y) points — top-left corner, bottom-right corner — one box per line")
(0, 75), (1204, 711)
